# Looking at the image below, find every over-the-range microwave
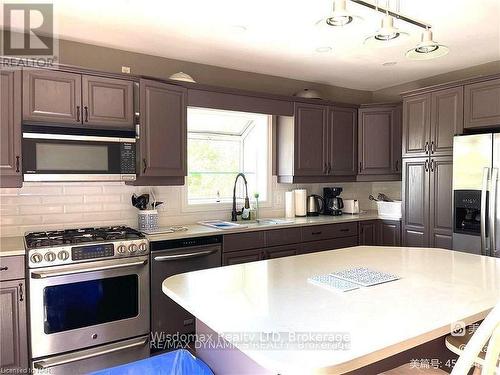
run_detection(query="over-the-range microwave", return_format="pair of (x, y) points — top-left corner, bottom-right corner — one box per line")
(22, 125), (136, 182)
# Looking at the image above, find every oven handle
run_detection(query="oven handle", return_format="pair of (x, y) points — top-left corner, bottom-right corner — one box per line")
(33, 336), (148, 369)
(31, 259), (148, 279)
(154, 248), (219, 262)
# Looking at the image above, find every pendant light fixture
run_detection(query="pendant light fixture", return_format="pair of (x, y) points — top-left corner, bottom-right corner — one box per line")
(406, 29), (450, 60)
(324, 0), (362, 27)
(363, 1), (408, 46)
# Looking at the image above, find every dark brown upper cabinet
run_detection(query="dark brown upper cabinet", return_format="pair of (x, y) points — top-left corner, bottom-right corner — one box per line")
(82, 75), (134, 128)
(23, 70), (134, 129)
(0, 70), (22, 188)
(358, 104), (401, 177)
(464, 78), (500, 129)
(294, 103), (329, 177)
(138, 79), (187, 178)
(430, 87), (464, 156)
(329, 107), (357, 176)
(23, 70), (82, 125)
(402, 93), (431, 158)
(277, 103), (357, 183)
(402, 156), (452, 249)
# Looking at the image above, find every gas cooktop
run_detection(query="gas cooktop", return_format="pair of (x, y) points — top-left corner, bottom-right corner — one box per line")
(25, 226), (145, 249)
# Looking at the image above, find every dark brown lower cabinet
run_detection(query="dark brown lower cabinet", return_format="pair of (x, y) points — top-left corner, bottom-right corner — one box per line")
(380, 220), (401, 246)
(359, 220), (379, 245)
(359, 220), (401, 246)
(0, 280), (28, 371)
(402, 156), (452, 249)
(301, 236), (358, 254)
(265, 244), (301, 259)
(223, 248), (263, 265)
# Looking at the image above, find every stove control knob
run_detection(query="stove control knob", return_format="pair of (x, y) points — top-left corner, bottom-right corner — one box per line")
(58, 250), (70, 261)
(44, 252), (56, 262)
(117, 245), (127, 254)
(138, 243), (148, 252)
(128, 244), (138, 253)
(31, 253), (43, 263)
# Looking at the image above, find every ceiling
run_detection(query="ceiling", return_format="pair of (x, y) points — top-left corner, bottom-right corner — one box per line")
(15, 0), (500, 90)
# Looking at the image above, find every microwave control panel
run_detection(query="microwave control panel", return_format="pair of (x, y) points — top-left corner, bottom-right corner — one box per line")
(121, 143), (136, 173)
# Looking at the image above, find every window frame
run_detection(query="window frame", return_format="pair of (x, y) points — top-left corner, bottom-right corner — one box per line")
(182, 111), (273, 213)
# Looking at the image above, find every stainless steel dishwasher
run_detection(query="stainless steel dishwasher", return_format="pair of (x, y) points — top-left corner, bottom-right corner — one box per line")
(150, 235), (222, 352)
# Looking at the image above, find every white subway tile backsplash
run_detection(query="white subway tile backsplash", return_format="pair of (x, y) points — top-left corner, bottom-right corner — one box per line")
(64, 203), (102, 213)
(63, 185), (103, 195)
(20, 205), (64, 215)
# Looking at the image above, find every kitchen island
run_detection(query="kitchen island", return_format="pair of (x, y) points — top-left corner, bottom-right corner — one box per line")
(162, 246), (500, 374)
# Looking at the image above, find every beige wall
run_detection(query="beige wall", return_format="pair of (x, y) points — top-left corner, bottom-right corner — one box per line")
(372, 60), (500, 102)
(58, 39), (373, 104)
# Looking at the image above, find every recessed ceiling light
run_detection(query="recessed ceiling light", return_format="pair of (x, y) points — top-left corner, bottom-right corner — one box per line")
(364, 15), (409, 47)
(324, 0), (362, 27)
(406, 29), (449, 60)
(316, 46), (333, 53)
(382, 61), (397, 66)
(231, 25), (247, 33)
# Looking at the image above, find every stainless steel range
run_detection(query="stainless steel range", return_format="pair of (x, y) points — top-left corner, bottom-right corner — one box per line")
(26, 226), (150, 374)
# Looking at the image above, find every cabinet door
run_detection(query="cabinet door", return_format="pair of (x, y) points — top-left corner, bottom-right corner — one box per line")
(464, 78), (500, 129)
(0, 70), (22, 187)
(402, 94), (431, 158)
(23, 70), (82, 124)
(223, 249), (263, 265)
(380, 220), (401, 246)
(294, 103), (328, 176)
(0, 280), (28, 370)
(82, 75), (134, 128)
(139, 79), (187, 177)
(359, 220), (380, 245)
(358, 107), (393, 175)
(429, 156), (453, 249)
(430, 87), (464, 156)
(265, 244), (301, 259)
(402, 158), (430, 247)
(329, 107), (357, 176)
(301, 236), (358, 254)
(392, 106), (402, 174)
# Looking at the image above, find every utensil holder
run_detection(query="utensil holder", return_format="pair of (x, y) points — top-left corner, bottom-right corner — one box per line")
(138, 209), (159, 232)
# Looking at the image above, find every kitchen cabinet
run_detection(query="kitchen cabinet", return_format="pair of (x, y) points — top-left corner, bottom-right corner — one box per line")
(380, 220), (401, 246)
(0, 70), (22, 188)
(138, 79), (187, 179)
(265, 244), (301, 259)
(359, 220), (379, 246)
(81, 75), (134, 127)
(402, 87), (463, 158)
(0, 255), (27, 371)
(329, 107), (357, 176)
(301, 236), (358, 254)
(358, 104), (402, 176)
(464, 78), (500, 129)
(402, 156), (452, 248)
(223, 248), (263, 265)
(301, 222), (358, 242)
(23, 70), (134, 129)
(277, 103), (358, 183)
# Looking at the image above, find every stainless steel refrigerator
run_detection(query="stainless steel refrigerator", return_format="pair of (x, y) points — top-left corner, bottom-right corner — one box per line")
(453, 133), (500, 257)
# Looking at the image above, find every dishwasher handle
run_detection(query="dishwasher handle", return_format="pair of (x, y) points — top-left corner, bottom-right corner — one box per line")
(154, 247), (219, 262)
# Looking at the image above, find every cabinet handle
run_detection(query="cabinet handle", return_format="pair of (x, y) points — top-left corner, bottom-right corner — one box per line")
(311, 231), (322, 235)
(84, 106), (89, 122)
(424, 141), (429, 154)
(19, 283), (24, 302)
(142, 158), (147, 174)
(15, 156), (20, 173)
(431, 141), (435, 154)
(323, 163), (327, 174)
(425, 159), (429, 172)
(328, 163), (332, 174)
(395, 160), (399, 172)
(359, 162), (362, 173)
(340, 228), (350, 232)
(430, 159), (435, 172)
(76, 106), (80, 122)
(0, 266), (8, 271)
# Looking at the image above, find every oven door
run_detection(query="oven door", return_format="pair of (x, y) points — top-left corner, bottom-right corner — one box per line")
(29, 256), (150, 359)
(22, 132), (136, 181)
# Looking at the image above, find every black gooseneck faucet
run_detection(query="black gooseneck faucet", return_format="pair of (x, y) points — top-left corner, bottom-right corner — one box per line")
(231, 173), (250, 221)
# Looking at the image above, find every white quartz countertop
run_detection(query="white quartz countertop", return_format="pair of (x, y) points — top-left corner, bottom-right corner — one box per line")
(0, 236), (25, 257)
(146, 211), (387, 242)
(162, 246), (500, 374)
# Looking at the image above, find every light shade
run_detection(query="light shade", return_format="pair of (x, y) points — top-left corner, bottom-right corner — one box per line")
(364, 15), (409, 47)
(324, 0), (362, 27)
(406, 29), (449, 60)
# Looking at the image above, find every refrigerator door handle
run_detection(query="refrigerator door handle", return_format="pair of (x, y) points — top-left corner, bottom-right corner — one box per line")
(489, 168), (498, 257)
(481, 167), (490, 256)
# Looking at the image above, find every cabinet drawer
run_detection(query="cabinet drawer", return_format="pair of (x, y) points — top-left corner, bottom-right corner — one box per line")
(264, 244), (302, 260)
(301, 222), (358, 242)
(0, 256), (25, 281)
(223, 248), (263, 265)
(223, 231), (266, 252)
(301, 236), (358, 254)
(265, 228), (301, 247)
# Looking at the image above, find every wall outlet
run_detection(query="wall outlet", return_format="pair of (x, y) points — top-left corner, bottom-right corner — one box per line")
(121, 66), (131, 74)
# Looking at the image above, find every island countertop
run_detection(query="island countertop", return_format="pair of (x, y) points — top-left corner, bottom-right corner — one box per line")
(162, 246), (500, 374)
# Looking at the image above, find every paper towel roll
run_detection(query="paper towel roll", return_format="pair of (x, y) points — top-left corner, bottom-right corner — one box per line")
(285, 191), (295, 218)
(294, 189), (307, 217)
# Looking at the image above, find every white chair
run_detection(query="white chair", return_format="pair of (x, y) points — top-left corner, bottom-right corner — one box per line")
(380, 303), (500, 375)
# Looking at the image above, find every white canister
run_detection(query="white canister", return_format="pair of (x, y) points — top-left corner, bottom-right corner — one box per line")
(294, 189), (307, 217)
(285, 191), (295, 218)
(138, 209), (159, 232)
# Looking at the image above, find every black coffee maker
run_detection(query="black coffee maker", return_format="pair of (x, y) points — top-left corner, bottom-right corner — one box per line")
(323, 187), (344, 216)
